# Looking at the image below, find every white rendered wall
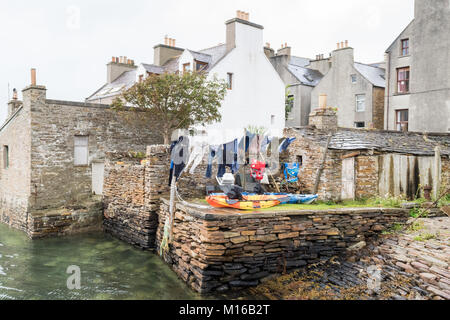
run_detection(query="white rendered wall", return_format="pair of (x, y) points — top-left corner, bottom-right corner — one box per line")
(205, 21), (285, 142)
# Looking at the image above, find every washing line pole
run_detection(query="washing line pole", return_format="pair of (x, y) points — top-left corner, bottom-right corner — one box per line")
(168, 174), (176, 242)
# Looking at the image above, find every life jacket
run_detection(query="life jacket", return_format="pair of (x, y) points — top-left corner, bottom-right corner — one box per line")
(284, 163), (300, 183)
(250, 159), (266, 181)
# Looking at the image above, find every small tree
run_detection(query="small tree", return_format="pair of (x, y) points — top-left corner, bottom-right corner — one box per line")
(112, 71), (227, 144)
(285, 85), (294, 120)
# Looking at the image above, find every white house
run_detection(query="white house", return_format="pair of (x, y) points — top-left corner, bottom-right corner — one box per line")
(87, 11), (285, 141)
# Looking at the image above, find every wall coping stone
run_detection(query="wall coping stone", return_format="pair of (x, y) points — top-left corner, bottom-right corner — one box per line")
(160, 198), (410, 221)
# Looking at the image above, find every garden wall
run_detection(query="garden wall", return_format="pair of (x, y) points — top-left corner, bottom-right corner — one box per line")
(156, 199), (411, 293)
(103, 146), (170, 249)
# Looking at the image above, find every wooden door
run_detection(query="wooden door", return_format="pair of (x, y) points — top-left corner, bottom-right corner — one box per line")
(341, 158), (355, 200)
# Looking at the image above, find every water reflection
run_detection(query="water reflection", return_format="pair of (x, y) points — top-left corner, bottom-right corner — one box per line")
(0, 223), (202, 300)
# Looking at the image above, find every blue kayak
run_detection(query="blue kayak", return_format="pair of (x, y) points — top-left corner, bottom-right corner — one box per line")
(263, 193), (318, 204)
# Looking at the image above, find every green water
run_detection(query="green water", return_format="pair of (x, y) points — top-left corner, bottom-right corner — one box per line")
(0, 223), (202, 300)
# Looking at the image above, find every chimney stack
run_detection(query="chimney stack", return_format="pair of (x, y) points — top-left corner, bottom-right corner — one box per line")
(308, 94), (338, 131)
(31, 68), (36, 86)
(107, 55), (137, 83)
(277, 43), (291, 57)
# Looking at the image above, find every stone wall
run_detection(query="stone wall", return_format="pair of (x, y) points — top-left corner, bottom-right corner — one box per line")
(0, 84), (162, 237)
(27, 197), (103, 238)
(30, 90), (162, 211)
(103, 146), (170, 249)
(372, 87), (385, 130)
(283, 128), (343, 200)
(0, 89), (32, 232)
(355, 155), (379, 199)
(156, 199), (410, 293)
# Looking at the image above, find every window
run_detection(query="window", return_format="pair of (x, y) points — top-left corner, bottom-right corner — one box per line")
(195, 60), (208, 71)
(287, 95), (294, 115)
(397, 67), (410, 93)
(401, 39), (409, 56)
(355, 94), (366, 112)
(354, 122), (365, 128)
(74, 136), (89, 166)
(296, 155), (303, 167)
(227, 73), (233, 90)
(183, 63), (191, 73)
(351, 74), (357, 83)
(396, 110), (409, 132)
(3, 145), (9, 169)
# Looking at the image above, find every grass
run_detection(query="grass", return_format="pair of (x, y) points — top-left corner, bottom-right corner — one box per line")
(413, 233), (436, 242)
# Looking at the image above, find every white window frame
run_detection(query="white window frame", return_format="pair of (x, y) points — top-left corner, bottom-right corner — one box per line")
(355, 94), (366, 112)
(74, 136), (89, 166)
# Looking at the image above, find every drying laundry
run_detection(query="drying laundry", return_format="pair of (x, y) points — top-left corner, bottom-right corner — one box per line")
(186, 142), (208, 174)
(284, 163), (300, 183)
(169, 136), (190, 185)
(205, 145), (220, 178)
(217, 139), (238, 178)
(279, 137), (296, 153)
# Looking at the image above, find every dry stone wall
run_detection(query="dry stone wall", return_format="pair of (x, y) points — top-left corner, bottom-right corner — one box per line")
(156, 200), (411, 293)
(103, 146), (171, 249)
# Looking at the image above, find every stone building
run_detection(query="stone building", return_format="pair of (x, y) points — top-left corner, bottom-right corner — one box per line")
(311, 42), (386, 130)
(384, 0), (450, 133)
(87, 11), (285, 139)
(267, 44), (324, 128)
(0, 72), (162, 237)
(284, 107), (450, 201)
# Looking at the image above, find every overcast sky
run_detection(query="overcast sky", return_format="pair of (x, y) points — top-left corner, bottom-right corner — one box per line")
(0, 0), (415, 123)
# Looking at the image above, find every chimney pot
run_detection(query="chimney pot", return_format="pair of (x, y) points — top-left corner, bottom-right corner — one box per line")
(12, 88), (17, 100)
(31, 68), (36, 86)
(345, 40), (348, 47)
(337, 42), (340, 49)
(266, 42), (270, 48)
(245, 12), (249, 21)
(340, 41), (344, 48)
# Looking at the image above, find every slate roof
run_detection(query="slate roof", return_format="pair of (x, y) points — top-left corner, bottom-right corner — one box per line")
(289, 56), (311, 68)
(354, 62), (385, 88)
(87, 70), (136, 101)
(87, 44), (229, 101)
(291, 127), (450, 157)
(287, 64), (323, 87)
(142, 63), (165, 74)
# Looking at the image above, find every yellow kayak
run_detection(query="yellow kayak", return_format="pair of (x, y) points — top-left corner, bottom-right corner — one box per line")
(206, 194), (288, 210)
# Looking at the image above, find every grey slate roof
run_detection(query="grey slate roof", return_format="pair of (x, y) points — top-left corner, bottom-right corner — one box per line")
(87, 70), (136, 101)
(87, 44), (227, 101)
(199, 44), (228, 71)
(289, 56), (311, 68)
(287, 64), (323, 87)
(291, 127), (450, 156)
(142, 63), (165, 74)
(354, 62), (385, 88)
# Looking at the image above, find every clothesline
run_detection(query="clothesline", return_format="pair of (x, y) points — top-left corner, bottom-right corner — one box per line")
(169, 131), (296, 183)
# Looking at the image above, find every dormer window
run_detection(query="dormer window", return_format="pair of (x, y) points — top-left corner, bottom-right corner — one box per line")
(183, 63), (191, 73)
(195, 60), (208, 71)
